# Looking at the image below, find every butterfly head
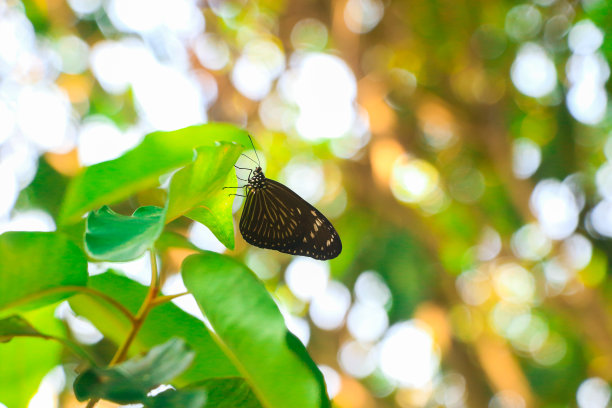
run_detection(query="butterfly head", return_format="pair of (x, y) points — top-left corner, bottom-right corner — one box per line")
(248, 167), (266, 191)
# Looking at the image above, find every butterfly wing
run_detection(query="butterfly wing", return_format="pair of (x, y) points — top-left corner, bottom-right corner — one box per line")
(239, 178), (342, 260)
(239, 182), (301, 251)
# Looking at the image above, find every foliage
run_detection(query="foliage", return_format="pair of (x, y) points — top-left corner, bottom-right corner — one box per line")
(3, 0), (612, 407)
(0, 124), (329, 407)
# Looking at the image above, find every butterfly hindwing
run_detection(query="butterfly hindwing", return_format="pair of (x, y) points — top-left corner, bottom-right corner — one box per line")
(266, 179), (341, 260)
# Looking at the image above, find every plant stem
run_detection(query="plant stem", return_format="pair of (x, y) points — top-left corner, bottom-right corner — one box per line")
(150, 291), (189, 306)
(110, 250), (159, 365)
(86, 250), (160, 408)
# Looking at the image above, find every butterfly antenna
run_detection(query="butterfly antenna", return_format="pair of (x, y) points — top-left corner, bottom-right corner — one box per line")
(240, 154), (259, 166)
(248, 134), (262, 167)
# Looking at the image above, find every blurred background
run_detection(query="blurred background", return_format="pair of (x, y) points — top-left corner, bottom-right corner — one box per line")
(2, 0), (612, 407)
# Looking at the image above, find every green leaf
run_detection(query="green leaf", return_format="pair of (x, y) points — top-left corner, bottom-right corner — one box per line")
(74, 338), (195, 403)
(181, 252), (330, 408)
(60, 123), (251, 225)
(85, 206), (165, 262)
(145, 389), (207, 408)
(166, 143), (242, 221)
(184, 170), (238, 250)
(0, 305), (65, 408)
(191, 378), (262, 408)
(165, 143), (242, 249)
(69, 271), (239, 384)
(0, 232), (88, 311)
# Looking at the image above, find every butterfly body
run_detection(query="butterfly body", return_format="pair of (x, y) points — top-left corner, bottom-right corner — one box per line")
(239, 167), (342, 260)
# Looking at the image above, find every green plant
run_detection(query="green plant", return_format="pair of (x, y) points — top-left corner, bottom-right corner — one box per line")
(0, 123), (329, 408)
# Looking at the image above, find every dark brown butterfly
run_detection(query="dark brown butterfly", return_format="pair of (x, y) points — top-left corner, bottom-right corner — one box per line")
(227, 138), (342, 260)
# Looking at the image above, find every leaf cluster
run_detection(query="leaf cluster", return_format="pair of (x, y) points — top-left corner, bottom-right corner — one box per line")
(0, 123), (329, 408)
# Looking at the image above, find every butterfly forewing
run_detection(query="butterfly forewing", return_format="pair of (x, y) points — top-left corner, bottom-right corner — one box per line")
(239, 182), (300, 250)
(239, 173), (342, 260)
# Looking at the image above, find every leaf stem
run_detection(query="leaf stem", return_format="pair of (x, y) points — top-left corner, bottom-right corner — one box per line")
(110, 250), (159, 365)
(150, 291), (189, 307)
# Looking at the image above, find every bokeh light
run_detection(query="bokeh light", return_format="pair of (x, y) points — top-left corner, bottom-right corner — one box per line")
(189, 222), (226, 253)
(0, 210), (55, 234)
(511, 43), (557, 98)
(493, 263), (536, 305)
(338, 340), (378, 378)
(456, 268), (492, 306)
(291, 19), (328, 51)
(379, 321), (439, 388)
(512, 138), (541, 179)
(511, 223), (552, 261)
(283, 53), (357, 141)
(344, 0), (385, 34)
(530, 179), (579, 240)
(77, 115), (141, 166)
(354, 271), (392, 307)
(232, 39), (284, 101)
(346, 302), (389, 342)
(318, 365), (341, 399)
(391, 156), (440, 205)
(285, 257), (329, 301)
(17, 84), (73, 152)
(281, 159), (325, 204)
(194, 33), (231, 71)
(505, 5), (542, 41)
(565, 19), (608, 125)
(309, 280), (351, 330)
(577, 377), (611, 408)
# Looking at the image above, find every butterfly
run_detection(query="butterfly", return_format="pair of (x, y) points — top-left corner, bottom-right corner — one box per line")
(225, 137), (342, 260)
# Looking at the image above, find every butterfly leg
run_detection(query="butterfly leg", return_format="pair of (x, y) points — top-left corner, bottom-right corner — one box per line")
(234, 165), (253, 180)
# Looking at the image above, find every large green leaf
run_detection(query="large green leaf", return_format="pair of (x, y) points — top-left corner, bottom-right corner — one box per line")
(0, 305), (65, 408)
(0, 232), (88, 311)
(85, 206), (165, 262)
(181, 252), (330, 408)
(59, 123), (251, 225)
(74, 338), (195, 403)
(69, 271), (239, 384)
(184, 171), (238, 250)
